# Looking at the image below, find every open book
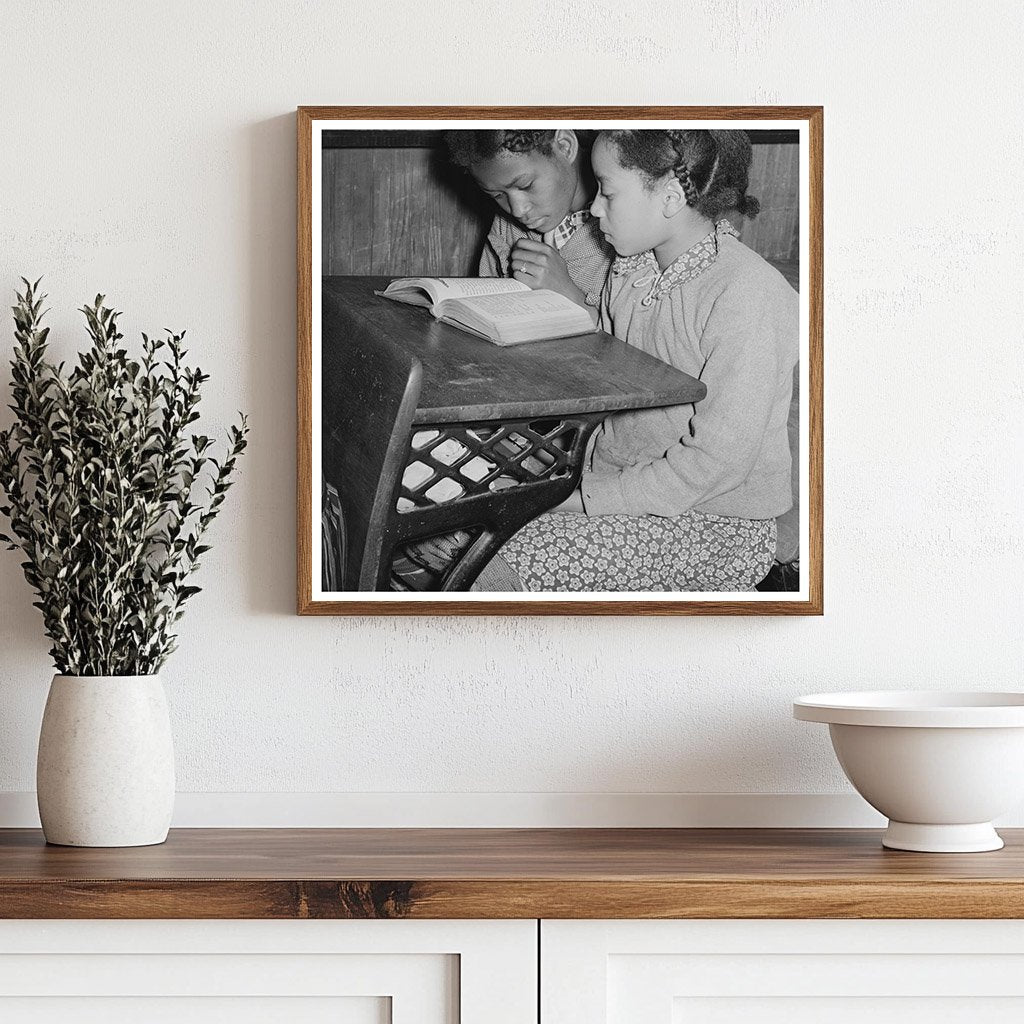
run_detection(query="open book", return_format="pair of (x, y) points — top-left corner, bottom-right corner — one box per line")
(375, 277), (595, 346)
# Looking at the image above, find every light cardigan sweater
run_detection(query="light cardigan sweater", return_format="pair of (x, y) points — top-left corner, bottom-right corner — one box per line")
(582, 223), (799, 520)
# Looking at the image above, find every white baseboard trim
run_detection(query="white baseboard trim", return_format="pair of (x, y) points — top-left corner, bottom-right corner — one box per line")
(3, 791), (1021, 829)
(0, 791), (877, 828)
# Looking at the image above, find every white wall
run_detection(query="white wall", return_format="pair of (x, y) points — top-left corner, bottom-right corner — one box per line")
(1, 0), (1022, 827)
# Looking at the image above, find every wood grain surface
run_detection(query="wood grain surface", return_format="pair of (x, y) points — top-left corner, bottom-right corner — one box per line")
(2, 828), (1021, 920)
(319, 135), (800, 277)
(321, 146), (490, 278)
(322, 277), (707, 423)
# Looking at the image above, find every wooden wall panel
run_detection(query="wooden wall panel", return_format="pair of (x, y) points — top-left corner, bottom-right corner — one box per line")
(737, 141), (801, 261)
(323, 148), (489, 277)
(322, 142), (800, 277)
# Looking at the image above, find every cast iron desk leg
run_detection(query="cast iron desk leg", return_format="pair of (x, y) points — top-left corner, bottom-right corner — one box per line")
(385, 414), (604, 592)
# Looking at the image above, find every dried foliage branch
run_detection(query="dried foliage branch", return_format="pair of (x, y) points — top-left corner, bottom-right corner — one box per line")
(0, 279), (248, 675)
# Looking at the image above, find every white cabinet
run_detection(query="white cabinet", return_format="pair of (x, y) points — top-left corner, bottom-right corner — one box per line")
(8, 917), (1024, 1022)
(542, 920), (1024, 1023)
(0, 920), (536, 1024)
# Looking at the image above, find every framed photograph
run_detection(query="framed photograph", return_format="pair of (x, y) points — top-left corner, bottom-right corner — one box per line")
(298, 106), (822, 615)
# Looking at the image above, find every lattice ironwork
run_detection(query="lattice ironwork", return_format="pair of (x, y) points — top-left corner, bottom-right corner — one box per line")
(397, 418), (580, 513)
(390, 528), (479, 591)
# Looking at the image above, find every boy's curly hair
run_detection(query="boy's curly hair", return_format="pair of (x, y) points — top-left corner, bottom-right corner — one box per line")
(605, 129), (760, 221)
(444, 129), (593, 169)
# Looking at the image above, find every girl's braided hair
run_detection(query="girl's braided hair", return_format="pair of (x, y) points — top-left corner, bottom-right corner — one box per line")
(445, 129), (594, 169)
(605, 129), (760, 221)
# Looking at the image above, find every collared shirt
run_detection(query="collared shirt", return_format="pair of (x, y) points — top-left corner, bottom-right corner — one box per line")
(543, 209), (593, 251)
(479, 210), (614, 306)
(612, 218), (739, 306)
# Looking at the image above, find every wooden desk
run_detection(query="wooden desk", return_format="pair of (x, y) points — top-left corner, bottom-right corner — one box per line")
(3, 828), (1024, 919)
(321, 277), (706, 591)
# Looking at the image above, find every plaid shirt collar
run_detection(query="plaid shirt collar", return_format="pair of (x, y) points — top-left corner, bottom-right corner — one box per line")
(543, 209), (592, 249)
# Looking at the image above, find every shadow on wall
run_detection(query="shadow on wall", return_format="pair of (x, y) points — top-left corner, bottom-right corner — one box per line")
(244, 113), (300, 617)
(544, 700), (806, 800)
(0, 570), (52, 673)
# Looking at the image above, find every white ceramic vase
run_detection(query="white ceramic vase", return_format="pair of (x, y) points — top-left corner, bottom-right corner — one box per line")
(36, 674), (175, 847)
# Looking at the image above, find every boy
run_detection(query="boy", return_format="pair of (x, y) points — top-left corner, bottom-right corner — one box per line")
(445, 129), (613, 315)
(393, 130), (612, 594)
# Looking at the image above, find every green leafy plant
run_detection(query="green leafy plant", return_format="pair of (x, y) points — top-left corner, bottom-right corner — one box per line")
(0, 279), (248, 676)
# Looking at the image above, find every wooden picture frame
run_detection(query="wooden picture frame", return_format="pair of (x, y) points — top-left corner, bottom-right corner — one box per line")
(298, 106), (823, 615)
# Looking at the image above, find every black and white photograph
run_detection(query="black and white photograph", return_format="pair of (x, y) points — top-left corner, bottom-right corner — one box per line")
(299, 108), (822, 614)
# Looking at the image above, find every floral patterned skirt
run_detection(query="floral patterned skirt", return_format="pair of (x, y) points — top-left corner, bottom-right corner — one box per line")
(496, 509), (777, 593)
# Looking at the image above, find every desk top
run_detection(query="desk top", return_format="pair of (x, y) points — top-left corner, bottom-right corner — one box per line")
(323, 276), (706, 423)
(3, 828), (1024, 919)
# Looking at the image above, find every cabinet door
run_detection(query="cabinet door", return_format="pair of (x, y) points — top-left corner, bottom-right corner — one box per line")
(542, 919), (1024, 1023)
(0, 919), (536, 1024)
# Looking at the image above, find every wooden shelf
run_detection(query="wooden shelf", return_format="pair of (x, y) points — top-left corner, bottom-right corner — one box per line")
(2, 828), (1023, 919)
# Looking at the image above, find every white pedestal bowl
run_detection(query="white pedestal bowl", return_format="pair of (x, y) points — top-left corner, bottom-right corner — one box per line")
(793, 691), (1024, 852)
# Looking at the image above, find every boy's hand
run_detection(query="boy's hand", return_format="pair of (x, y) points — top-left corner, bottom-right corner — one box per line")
(510, 239), (574, 296)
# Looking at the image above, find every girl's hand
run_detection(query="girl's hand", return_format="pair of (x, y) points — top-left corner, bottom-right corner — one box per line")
(510, 239), (575, 296)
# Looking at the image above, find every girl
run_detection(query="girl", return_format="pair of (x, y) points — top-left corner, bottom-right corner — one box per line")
(497, 129), (799, 592)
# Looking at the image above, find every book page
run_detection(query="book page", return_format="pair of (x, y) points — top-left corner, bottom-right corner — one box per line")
(426, 278), (530, 300)
(445, 289), (587, 322)
(380, 276), (528, 307)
